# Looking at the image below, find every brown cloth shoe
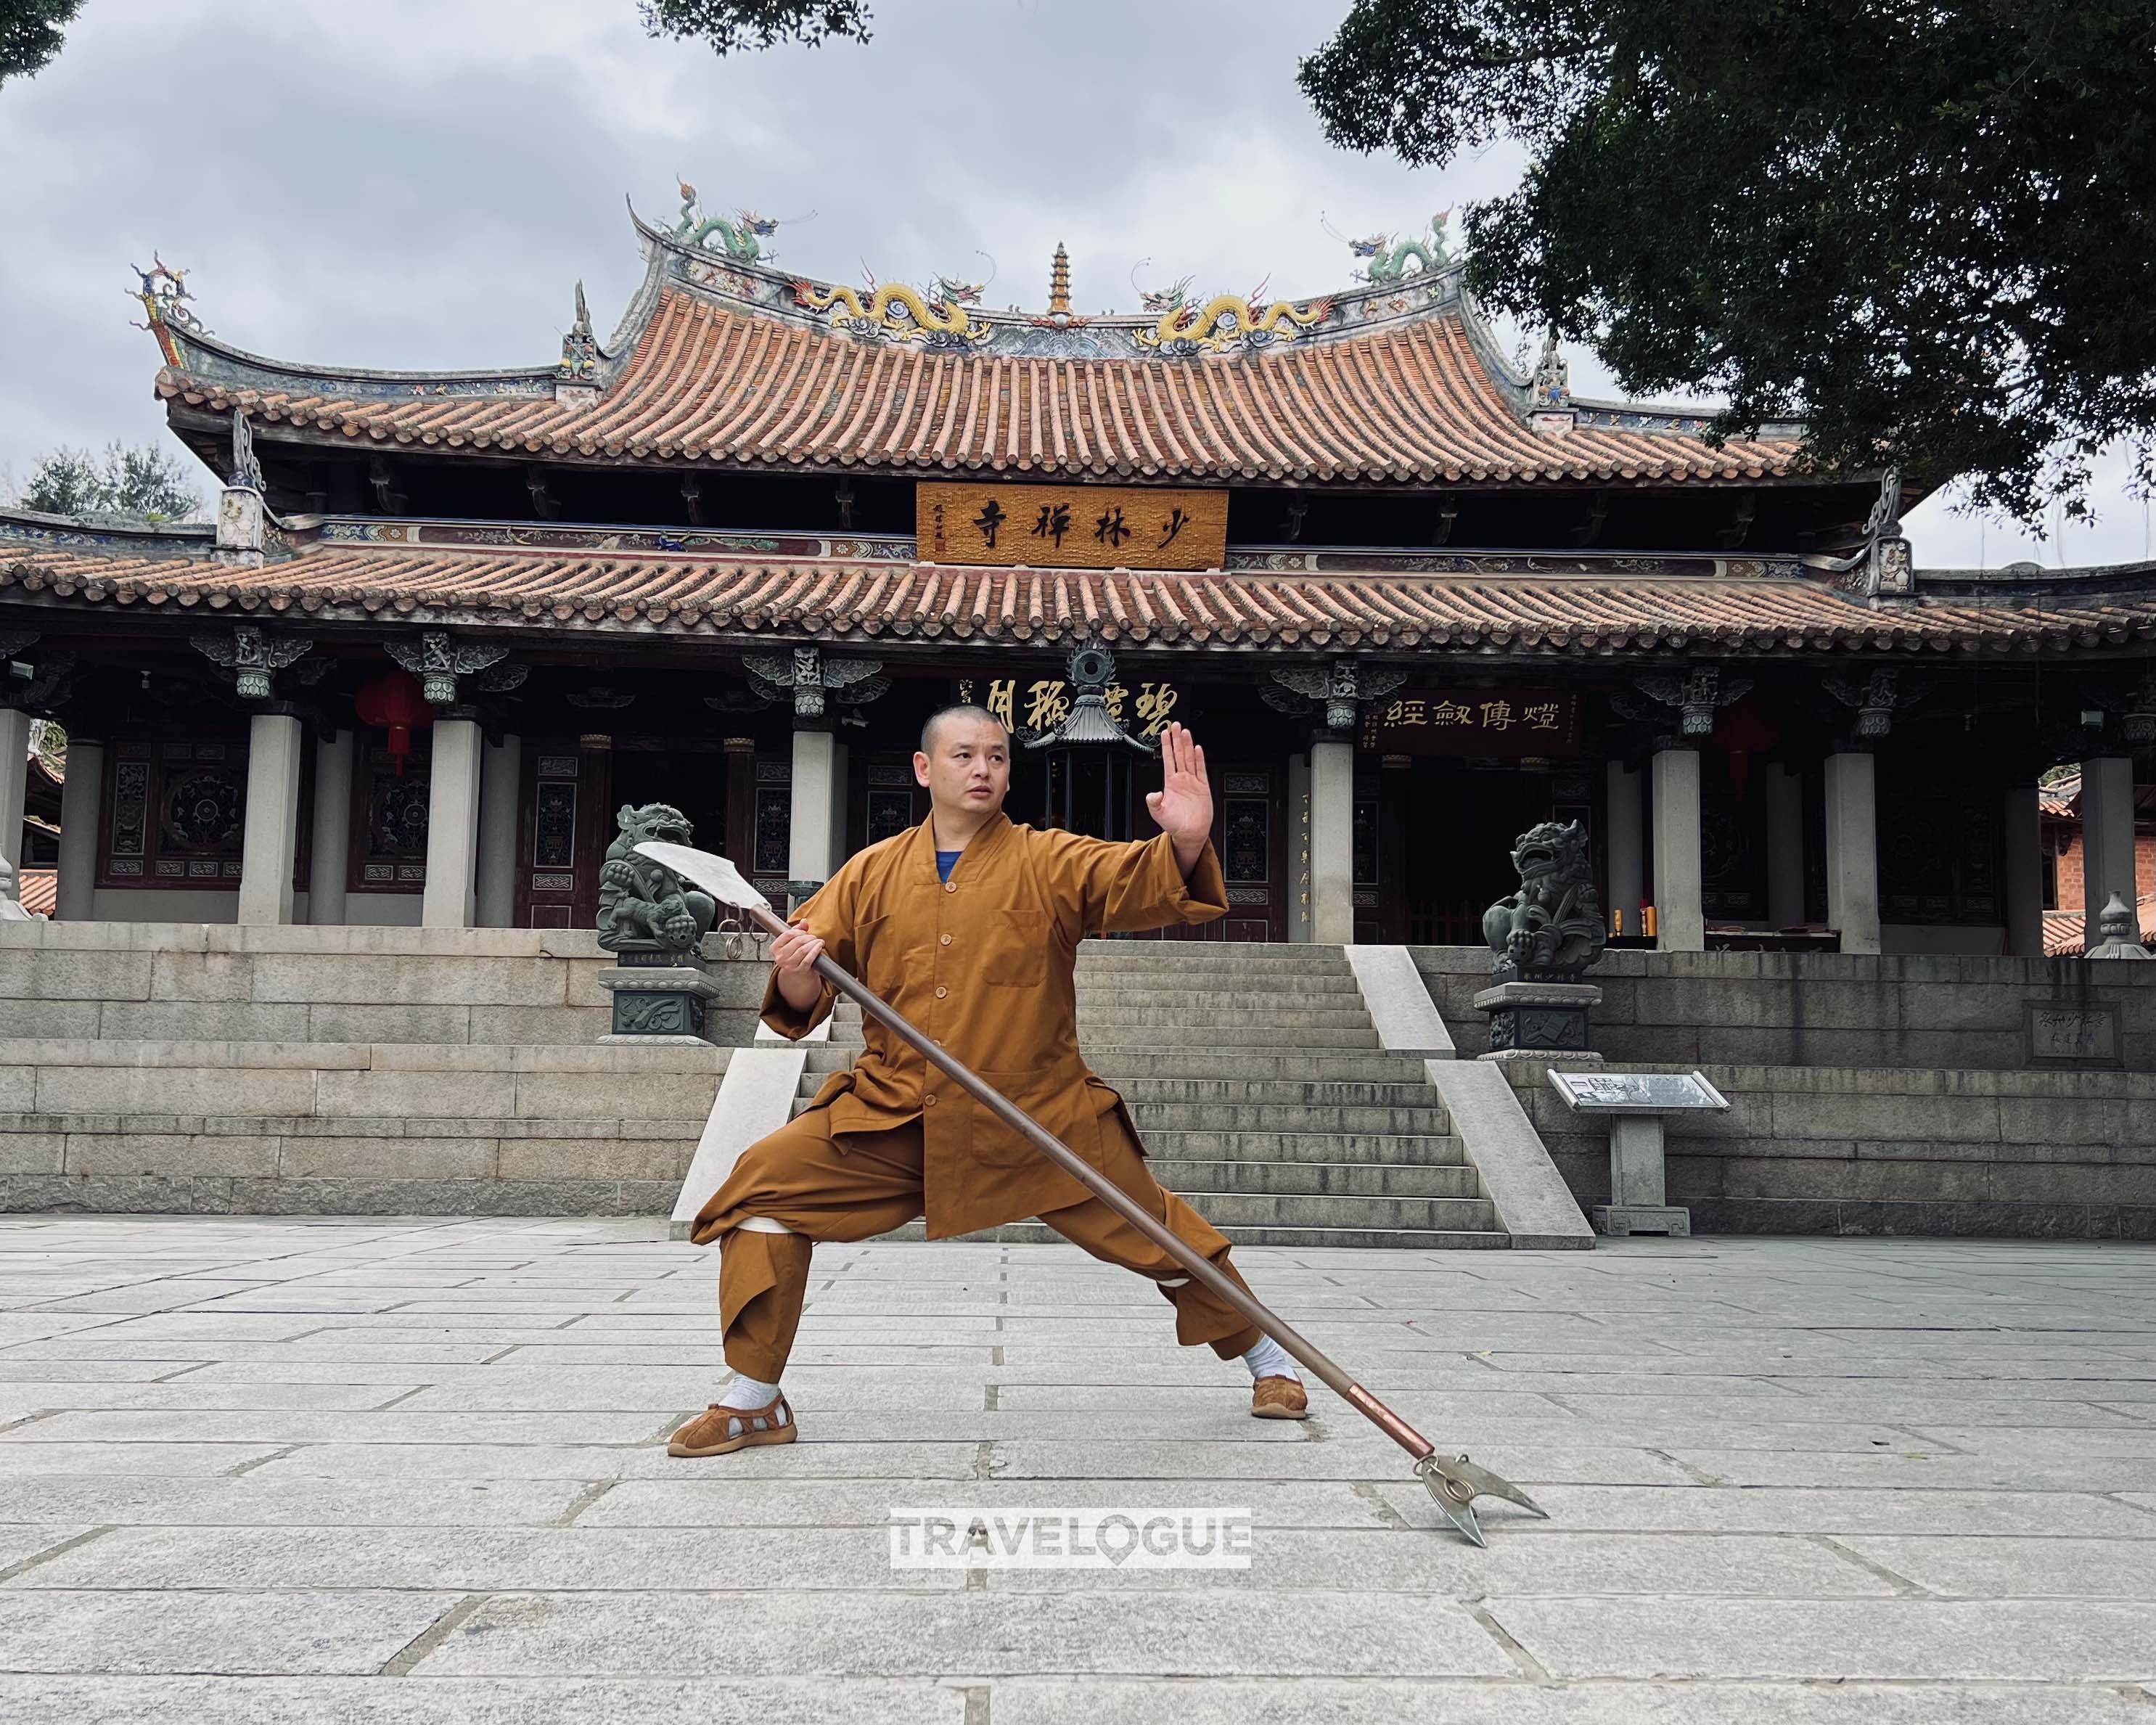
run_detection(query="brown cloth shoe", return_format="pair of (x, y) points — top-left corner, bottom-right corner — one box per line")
(1250, 1375), (1308, 1420)
(668, 1391), (798, 1457)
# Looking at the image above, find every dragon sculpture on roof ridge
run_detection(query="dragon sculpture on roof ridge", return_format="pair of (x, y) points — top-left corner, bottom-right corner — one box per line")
(1135, 292), (1335, 356)
(797, 279), (989, 347)
(672, 181), (780, 260)
(1348, 212), (1455, 284)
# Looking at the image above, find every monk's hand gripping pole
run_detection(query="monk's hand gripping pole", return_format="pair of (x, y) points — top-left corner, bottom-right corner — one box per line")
(637, 837), (1550, 1545)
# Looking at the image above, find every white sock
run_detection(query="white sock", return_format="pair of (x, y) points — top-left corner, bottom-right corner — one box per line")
(717, 1370), (783, 1409)
(1242, 1334), (1300, 1382)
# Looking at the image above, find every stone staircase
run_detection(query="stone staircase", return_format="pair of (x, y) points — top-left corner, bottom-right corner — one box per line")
(790, 943), (1508, 1248)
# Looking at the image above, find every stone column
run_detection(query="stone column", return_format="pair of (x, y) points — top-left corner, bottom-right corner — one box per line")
(0, 708), (30, 905)
(1309, 736), (1356, 945)
(1604, 760), (1642, 938)
(54, 734), (102, 920)
(1764, 762), (1805, 928)
(787, 729), (850, 889)
(421, 715), (484, 929)
(237, 710), (305, 926)
(1287, 751), (1312, 943)
(2001, 782), (2045, 958)
(722, 737), (757, 869)
(2080, 755), (2136, 953)
(308, 729), (353, 927)
(475, 733), (521, 928)
(1650, 747), (1704, 952)
(1823, 750), (1882, 956)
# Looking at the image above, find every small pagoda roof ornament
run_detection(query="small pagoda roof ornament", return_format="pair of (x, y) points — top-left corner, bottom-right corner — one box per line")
(1047, 243), (1071, 317)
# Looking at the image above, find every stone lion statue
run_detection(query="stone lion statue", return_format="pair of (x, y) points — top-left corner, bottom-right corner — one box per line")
(1481, 819), (1604, 983)
(597, 803), (717, 960)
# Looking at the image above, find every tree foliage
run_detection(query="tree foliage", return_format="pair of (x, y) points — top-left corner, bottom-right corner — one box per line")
(0, 0), (78, 85)
(1300, 0), (2156, 522)
(637, 0), (870, 54)
(15, 443), (202, 523)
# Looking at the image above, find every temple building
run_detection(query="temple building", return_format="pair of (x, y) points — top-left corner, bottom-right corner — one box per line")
(4, 195), (2155, 959)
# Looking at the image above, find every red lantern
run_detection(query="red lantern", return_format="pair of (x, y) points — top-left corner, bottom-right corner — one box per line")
(353, 668), (433, 776)
(1716, 697), (1783, 799)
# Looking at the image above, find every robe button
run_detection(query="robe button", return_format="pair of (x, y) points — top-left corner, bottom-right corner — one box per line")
(940, 933), (952, 946)
(944, 881), (956, 893)
(924, 1093), (938, 1107)
(935, 986), (948, 999)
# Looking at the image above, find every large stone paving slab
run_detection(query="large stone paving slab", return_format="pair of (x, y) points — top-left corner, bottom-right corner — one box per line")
(0, 1218), (2152, 1718)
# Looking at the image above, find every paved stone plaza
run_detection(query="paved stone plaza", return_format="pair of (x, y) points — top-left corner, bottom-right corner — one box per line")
(0, 1218), (2151, 1721)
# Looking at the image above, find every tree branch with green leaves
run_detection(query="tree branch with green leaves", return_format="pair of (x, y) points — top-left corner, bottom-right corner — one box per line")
(1300, 0), (2156, 523)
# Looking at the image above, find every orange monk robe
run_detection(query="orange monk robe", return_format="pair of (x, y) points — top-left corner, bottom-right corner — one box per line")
(750, 809), (1229, 1240)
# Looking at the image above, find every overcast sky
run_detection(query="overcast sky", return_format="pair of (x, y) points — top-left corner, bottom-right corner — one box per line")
(1, 0), (2147, 568)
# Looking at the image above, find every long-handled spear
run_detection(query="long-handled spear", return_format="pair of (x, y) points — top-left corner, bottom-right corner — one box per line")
(639, 839), (1549, 1546)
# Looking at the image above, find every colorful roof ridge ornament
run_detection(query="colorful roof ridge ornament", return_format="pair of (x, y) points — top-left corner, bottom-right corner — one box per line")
(1135, 290), (1336, 357)
(1531, 332), (1572, 409)
(128, 255), (204, 366)
(557, 280), (602, 390)
(1344, 211), (1454, 284)
(795, 276), (988, 348)
(1528, 330), (1576, 435)
(671, 179), (782, 261)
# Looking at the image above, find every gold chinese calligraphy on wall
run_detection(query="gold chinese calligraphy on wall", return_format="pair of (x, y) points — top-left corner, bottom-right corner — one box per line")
(919, 483), (1228, 573)
(1360, 691), (1585, 759)
(956, 677), (1184, 741)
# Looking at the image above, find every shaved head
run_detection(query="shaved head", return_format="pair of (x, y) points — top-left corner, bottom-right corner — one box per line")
(920, 703), (1009, 755)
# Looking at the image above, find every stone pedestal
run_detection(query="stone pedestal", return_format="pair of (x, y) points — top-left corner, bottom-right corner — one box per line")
(1474, 980), (1603, 1062)
(597, 955), (722, 1042)
(1591, 1115), (1690, 1237)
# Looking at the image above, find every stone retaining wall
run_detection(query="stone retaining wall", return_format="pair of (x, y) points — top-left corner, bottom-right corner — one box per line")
(0, 922), (775, 1047)
(1417, 946), (2156, 1072)
(1502, 1056), (2155, 1240)
(0, 1040), (729, 1216)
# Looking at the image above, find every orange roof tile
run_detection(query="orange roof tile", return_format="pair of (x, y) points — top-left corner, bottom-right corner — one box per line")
(15, 869), (54, 917)
(7, 534), (2156, 657)
(158, 287), (1798, 488)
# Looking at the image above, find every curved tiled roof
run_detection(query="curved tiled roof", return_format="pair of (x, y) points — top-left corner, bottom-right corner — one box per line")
(157, 287), (1798, 488)
(7, 536), (2155, 658)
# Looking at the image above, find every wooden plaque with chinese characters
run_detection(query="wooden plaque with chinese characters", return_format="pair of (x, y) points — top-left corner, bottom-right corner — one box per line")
(1359, 691), (1586, 758)
(917, 483), (1229, 572)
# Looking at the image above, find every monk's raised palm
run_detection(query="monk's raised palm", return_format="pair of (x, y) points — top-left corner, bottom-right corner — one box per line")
(1144, 722), (1213, 843)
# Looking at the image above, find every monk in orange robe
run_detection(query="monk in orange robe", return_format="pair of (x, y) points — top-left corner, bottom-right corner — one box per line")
(668, 708), (1308, 1456)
